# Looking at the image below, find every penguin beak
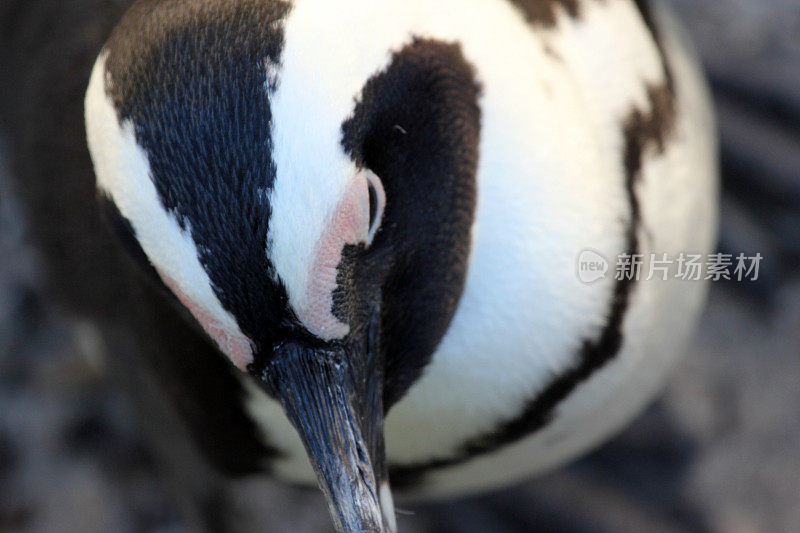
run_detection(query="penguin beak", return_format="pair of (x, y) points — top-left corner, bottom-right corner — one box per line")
(261, 340), (396, 533)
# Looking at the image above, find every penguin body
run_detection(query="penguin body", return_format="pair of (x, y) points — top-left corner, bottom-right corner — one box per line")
(13, 0), (718, 529)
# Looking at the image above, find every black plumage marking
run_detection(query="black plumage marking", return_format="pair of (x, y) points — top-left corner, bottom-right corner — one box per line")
(632, 0), (675, 93)
(340, 37), (482, 409)
(508, 0), (583, 27)
(390, 1), (678, 488)
(632, 1), (661, 46)
(103, 0), (298, 353)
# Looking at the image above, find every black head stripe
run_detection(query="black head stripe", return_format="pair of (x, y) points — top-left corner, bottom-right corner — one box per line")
(341, 38), (482, 408)
(103, 0), (293, 349)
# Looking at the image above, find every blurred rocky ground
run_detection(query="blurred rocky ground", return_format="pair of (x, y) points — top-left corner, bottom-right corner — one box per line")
(1, 1), (799, 532)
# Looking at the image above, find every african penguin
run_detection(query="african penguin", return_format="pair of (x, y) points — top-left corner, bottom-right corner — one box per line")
(79, 0), (717, 531)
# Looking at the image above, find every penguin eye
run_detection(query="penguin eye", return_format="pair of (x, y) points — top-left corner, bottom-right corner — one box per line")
(368, 182), (379, 229)
(364, 170), (386, 243)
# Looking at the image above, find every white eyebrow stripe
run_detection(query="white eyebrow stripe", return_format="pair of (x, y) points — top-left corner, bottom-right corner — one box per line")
(265, 1), (416, 330)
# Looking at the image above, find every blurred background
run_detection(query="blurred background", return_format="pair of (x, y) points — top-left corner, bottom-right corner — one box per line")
(1, 1), (798, 531)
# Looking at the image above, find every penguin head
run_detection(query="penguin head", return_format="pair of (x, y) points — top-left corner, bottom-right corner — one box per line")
(85, 1), (480, 530)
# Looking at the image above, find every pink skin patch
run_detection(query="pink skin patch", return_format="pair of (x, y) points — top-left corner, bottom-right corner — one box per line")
(297, 170), (385, 341)
(158, 270), (254, 370)
(153, 171), (386, 367)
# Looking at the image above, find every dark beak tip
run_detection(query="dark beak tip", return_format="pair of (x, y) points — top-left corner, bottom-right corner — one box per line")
(266, 342), (395, 532)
